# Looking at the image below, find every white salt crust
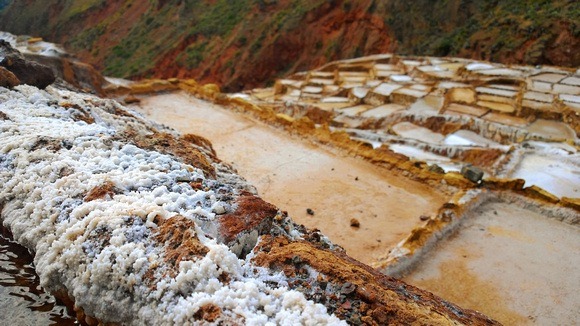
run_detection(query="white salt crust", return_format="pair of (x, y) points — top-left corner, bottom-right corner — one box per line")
(0, 85), (345, 325)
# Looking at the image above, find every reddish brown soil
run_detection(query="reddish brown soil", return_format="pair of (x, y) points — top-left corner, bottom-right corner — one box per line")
(218, 192), (279, 243)
(84, 181), (118, 202)
(154, 215), (209, 267)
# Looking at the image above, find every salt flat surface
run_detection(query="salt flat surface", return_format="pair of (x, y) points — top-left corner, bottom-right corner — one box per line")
(404, 202), (580, 325)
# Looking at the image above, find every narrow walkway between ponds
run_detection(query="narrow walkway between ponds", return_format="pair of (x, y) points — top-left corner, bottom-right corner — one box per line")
(133, 91), (448, 264)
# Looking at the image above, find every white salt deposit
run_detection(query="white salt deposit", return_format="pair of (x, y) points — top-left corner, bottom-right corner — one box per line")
(389, 144), (451, 163)
(443, 130), (503, 147)
(0, 85), (345, 325)
(390, 75), (413, 82)
(392, 122), (445, 144)
(465, 63), (494, 71)
(510, 152), (580, 198)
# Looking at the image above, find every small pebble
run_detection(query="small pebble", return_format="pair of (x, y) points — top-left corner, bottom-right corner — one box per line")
(306, 208), (315, 215)
(341, 300), (352, 309)
(419, 215), (429, 221)
(350, 218), (360, 228)
(213, 205), (226, 215)
(341, 282), (357, 294)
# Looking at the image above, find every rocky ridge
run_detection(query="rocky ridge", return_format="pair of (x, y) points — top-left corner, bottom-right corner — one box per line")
(0, 32), (107, 95)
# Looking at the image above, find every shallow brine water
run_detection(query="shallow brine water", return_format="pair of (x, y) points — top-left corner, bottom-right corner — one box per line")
(0, 232), (77, 325)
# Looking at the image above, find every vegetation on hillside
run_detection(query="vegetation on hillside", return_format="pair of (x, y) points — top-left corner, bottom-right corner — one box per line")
(0, 0), (11, 11)
(0, 0), (577, 91)
(376, 0), (580, 64)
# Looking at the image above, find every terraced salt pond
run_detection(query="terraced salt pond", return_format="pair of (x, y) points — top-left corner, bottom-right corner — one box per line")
(511, 153), (580, 198)
(526, 119), (577, 140)
(443, 130), (503, 147)
(403, 201), (580, 325)
(392, 122), (444, 144)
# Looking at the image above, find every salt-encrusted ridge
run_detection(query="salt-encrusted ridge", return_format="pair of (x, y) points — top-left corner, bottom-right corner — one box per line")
(0, 85), (345, 325)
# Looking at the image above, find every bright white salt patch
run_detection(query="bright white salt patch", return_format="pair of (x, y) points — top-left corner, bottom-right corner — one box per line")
(511, 153), (580, 198)
(444, 130), (502, 147)
(390, 75), (413, 82)
(351, 87), (369, 98)
(361, 104), (406, 118)
(435, 162), (462, 173)
(372, 83), (402, 96)
(526, 141), (577, 154)
(466, 63), (494, 70)
(104, 77), (135, 87)
(389, 144), (451, 162)
(321, 96), (350, 103)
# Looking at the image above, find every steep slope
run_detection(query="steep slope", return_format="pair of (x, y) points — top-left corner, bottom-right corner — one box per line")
(0, 0), (577, 91)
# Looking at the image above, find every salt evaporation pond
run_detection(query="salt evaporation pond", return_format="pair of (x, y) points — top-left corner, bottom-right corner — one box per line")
(444, 130), (502, 147)
(404, 201), (580, 325)
(392, 122), (444, 144)
(511, 154), (580, 198)
(526, 119), (577, 140)
(389, 144), (450, 162)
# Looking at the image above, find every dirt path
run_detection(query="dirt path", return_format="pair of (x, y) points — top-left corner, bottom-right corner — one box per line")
(403, 201), (580, 325)
(133, 92), (448, 264)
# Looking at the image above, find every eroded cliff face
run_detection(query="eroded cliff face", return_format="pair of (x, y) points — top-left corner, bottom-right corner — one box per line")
(0, 0), (577, 91)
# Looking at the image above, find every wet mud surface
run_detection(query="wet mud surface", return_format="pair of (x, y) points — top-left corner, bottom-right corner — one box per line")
(0, 232), (76, 325)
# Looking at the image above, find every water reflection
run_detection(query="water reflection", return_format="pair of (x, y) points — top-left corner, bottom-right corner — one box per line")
(0, 232), (78, 325)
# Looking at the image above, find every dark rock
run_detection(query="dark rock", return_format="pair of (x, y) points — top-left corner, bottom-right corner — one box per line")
(461, 165), (484, 184)
(350, 218), (360, 228)
(0, 66), (19, 88)
(25, 53), (106, 95)
(428, 164), (445, 174)
(0, 40), (55, 89)
(341, 282), (357, 294)
(306, 208), (315, 215)
(419, 215), (430, 221)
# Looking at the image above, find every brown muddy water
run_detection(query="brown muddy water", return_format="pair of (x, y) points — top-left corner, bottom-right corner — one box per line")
(0, 230), (77, 325)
